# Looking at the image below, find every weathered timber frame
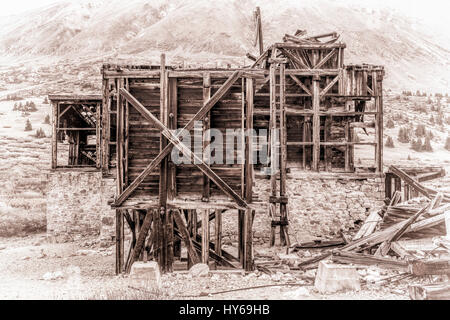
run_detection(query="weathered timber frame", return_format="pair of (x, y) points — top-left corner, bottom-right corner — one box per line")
(102, 57), (256, 273)
(49, 94), (102, 170)
(86, 31), (385, 271)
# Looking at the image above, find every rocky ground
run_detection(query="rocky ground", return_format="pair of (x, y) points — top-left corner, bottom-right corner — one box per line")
(1, 233), (436, 300)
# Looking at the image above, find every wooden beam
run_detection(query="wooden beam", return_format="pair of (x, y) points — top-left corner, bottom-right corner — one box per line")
(125, 209), (153, 273)
(255, 6), (264, 55)
(244, 208), (254, 271)
(289, 75), (311, 96)
(214, 209), (222, 256)
(245, 78), (254, 203)
(319, 73), (341, 97)
(313, 49), (336, 69)
(409, 283), (450, 300)
(312, 74), (320, 171)
(51, 102), (58, 169)
(279, 48), (310, 69)
(113, 70), (244, 207)
(202, 209), (210, 264)
(202, 73), (211, 200)
(374, 72), (383, 172)
(173, 209), (200, 266)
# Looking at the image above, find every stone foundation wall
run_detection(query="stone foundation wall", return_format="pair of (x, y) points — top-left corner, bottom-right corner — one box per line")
(46, 169), (384, 247)
(46, 170), (115, 243)
(221, 174), (385, 245)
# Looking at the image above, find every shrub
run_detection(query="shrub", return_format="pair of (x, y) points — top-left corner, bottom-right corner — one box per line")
(445, 136), (450, 151)
(410, 138), (422, 151)
(398, 127), (411, 143)
(43, 96), (49, 104)
(24, 119), (32, 131)
(34, 128), (45, 138)
(415, 124), (426, 137)
(385, 136), (394, 148)
(44, 114), (50, 124)
(422, 137), (433, 152)
(413, 103), (427, 113)
(386, 118), (395, 128)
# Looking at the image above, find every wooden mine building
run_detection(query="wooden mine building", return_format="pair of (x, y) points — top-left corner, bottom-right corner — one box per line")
(49, 24), (386, 274)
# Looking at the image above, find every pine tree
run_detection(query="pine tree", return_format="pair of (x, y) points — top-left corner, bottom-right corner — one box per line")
(24, 119), (32, 131)
(415, 124), (426, 137)
(44, 115), (50, 124)
(445, 136), (450, 151)
(422, 137), (433, 152)
(385, 136), (394, 148)
(386, 118), (395, 128)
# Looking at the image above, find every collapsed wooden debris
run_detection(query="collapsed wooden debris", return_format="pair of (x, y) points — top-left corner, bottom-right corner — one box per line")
(274, 165), (450, 298)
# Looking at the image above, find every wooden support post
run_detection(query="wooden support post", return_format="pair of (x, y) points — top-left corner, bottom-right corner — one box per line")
(243, 208), (254, 271)
(385, 173), (393, 199)
(168, 78), (178, 200)
(255, 7), (264, 55)
(116, 78), (124, 193)
(124, 78), (129, 186)
(173, 209), (200, 266)
(95, 102), (101, 169)
(202, 73), (211, 201)
(312, 74), (321, 171)
(374, 72), (383, 173)
(125, 209), (154, 273)
(51, 101), (58, 169)
(115, 209), (124, 274)
(214, 209), (222, 256)
(158, 53), (171, 272)
(238, 210), (244, 263)
(245, 78), (254, 203)
(201, 209), (210, 265)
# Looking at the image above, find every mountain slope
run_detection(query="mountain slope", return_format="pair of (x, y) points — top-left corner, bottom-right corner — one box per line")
(0, 0), (449, 92)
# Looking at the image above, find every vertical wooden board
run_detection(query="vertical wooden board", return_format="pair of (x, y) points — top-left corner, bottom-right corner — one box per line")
(124, 79), (129, 186)
(201, 209), (210, 264)
(312, 75), (320, 171)
(238, 209), (244, 263)
(96, 102), (101, 169)
(51, 102), (58, 169)
(245, 78), (254, 202)
(168, 78), (178, 200)
(202, 73), (211, 200)
(214, 209), (222, 255)
(244, 208), (253, 271)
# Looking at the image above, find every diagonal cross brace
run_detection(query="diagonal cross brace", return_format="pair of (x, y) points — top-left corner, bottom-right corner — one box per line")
(113, 70), (247, 208)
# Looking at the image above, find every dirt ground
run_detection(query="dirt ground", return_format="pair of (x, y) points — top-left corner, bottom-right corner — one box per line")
(0, 233), (416, 300)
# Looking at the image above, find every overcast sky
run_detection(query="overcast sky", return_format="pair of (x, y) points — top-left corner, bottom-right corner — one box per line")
(1, 0), (449, 26)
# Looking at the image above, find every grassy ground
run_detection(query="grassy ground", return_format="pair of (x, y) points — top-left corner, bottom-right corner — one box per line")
(0, 96), (51, 237)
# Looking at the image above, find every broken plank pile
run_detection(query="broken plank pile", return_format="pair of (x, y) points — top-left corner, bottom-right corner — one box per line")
(282, 30), (340, 45)
(295, 165), (450, 299)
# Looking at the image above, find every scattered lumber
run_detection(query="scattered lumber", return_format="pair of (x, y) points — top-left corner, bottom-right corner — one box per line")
(408, 259), (450, 276)
(290, 237), (345, 250)
(353, 210), (382, 240)
(409, 282), (450, 300)
(331, 251), (408, 271)
(376, 202), (431, 256)
(389, 166), (450, 202)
